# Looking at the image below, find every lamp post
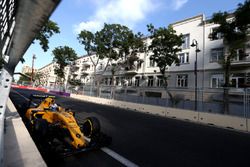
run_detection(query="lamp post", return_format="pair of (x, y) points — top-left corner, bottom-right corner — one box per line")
(31, 54), (36, 85)
(191, 39), (201, 111)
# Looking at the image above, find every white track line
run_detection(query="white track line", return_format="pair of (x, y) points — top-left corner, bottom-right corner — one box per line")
(84, 136), (139, 166)
(11, 89), (30, 101)
(101, 147), (139, 167)
(13, 90), (140, 167)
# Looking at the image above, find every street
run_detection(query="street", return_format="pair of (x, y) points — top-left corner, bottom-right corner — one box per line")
(9, 88), (250, 167)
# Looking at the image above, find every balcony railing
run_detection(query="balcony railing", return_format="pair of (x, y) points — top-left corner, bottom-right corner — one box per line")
(231, 53), (250, 66)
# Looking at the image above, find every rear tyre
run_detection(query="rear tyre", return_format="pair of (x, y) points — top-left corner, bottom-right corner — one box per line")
(81, 117), (100, 138)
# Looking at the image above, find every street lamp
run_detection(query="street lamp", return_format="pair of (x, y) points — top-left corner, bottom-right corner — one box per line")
(31, 54), (36, 84)
(191, 39), (201, 111)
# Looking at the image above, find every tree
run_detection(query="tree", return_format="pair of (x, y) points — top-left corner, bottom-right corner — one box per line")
(119, 32), (145, 71)
(35, 20), (60, 52)
(18, 72), (31, 84)
(78, 24), (145, 98)
(96, 24), (145, 97)
(68, 78), (82, 86)
(52, 46), (78, 91)
(33, 72), (45, 86)
(147, 24), (183, 106)
(77, 30), (103, 95)
(210, 0), (250, 114)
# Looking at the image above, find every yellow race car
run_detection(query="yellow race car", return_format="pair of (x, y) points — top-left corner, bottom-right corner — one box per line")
(23, 94), (111, 156)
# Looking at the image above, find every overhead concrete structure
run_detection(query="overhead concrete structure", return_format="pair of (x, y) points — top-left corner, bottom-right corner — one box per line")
(0, 0), (61, 166)
(4, 0), (61, 74)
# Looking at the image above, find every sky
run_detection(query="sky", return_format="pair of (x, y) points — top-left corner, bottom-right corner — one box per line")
(15, 0), (246, 73)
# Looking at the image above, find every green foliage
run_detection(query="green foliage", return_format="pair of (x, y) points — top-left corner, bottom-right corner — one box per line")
(68, 78), (82, 86)
(96, 23), (132, 61)
(52, 46), (78, 82)
(18, 72), (31, 83)
(96, 24), (144, 60)
(147, 24), (183, 75)
(33, 72), (44, 85)
(211, 0), (250, 88)
(78, 23), (145, 85)
(235, 0), (250, 33)
(210, 0), (250, 113)
(77, 30), (97, 56)
(35, 20), (60, 52)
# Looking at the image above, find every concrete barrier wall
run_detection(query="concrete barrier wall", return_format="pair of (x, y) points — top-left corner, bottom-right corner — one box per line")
(247, 119), (250, 132)
(166, 108), (199, 122)
(70, 94), (249, 133)
(199, 112), (247, 131)
(4, 98), (47, 167)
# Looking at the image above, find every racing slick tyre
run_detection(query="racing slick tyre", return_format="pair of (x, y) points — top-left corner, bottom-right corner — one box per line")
(81, 117), (100, 138)
(33, 118), (48, 138)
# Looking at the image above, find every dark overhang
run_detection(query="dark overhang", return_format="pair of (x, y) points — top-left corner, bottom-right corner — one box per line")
(3, 0), (61, 74)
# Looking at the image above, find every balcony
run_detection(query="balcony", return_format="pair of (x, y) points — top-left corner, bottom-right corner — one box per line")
(124, 68), (138, 76)
(231, 53), (250, 67)
(81, 70), (91, 76)
(82, 61), (91, 67)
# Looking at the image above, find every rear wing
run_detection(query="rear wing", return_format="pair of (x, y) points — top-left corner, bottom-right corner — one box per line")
(30, 94), (56, 99)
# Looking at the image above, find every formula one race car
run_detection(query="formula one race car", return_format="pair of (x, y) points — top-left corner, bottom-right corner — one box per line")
(23, 94), (111, 156)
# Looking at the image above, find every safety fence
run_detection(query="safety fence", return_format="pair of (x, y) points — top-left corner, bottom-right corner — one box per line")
(59, 85), (250, 119)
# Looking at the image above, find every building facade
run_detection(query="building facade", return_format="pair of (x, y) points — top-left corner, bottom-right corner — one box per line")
(21, 65), (38, 74)
(37, 14), (250, 101)
(38, 62), (58, 88)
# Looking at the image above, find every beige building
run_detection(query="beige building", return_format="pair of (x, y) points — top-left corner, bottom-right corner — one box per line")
(38, 62), (58, 87)
(21, 65), (38, 74)
(37, 14), (250, 101)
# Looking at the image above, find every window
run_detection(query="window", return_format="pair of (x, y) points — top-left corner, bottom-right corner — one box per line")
(182, 34), (190, 49)
(109, 78), (112, 85)
(210, 48), (224, 62)
(127, 77), (132, 86)
(211, 74), (224, 88)
(149, 59), (156, 67)
(135, 77), (140, 87)
(157, 76), (164, 87)
(209, 27), (223, 40)
(148, 76), (154, 87)
(178, 53), (189, 64)
(104, 78), (108, 85)
(115, 77), (120, 86)
(231, 73), (245, 88)
(232, 48), (246, 61)
(177, 74), (188, 88)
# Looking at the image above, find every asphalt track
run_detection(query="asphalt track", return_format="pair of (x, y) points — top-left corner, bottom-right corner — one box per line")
(9, 88), (250, 167)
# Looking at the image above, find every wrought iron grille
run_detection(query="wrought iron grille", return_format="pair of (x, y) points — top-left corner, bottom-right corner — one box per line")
(0, 0), (17, 58)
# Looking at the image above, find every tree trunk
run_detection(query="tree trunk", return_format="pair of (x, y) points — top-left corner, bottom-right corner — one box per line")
(223, 88), (229, 114)
(163, 74), (174, 107)
(111, 74), (115, 99)
(223, 55), (230, 114)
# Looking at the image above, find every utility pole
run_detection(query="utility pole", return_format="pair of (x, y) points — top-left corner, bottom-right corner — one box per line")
(30, 54), (36, 84)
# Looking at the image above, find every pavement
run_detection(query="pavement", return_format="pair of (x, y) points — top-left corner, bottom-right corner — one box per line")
(4, 98), (46, 167)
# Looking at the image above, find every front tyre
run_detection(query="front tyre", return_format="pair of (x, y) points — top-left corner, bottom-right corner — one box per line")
(81, 117), (100, 138)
